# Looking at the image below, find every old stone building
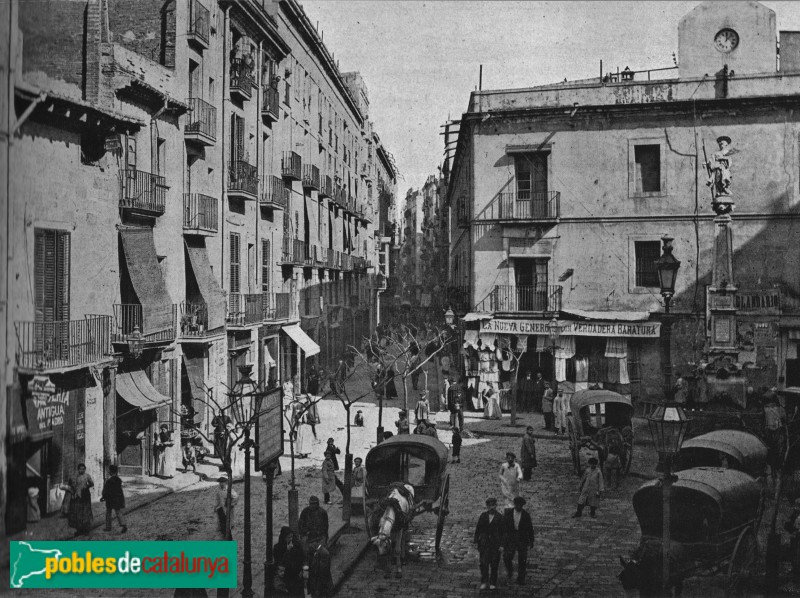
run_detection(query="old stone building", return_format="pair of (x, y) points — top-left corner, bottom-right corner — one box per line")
(446, 1), (800, 407)
(0, 0), (397, 536)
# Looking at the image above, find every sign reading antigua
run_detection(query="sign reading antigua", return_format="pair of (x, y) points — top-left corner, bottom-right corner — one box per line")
(10, 541), (237, 589)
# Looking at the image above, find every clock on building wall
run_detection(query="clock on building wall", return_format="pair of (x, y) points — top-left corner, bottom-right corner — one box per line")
(714, 28), (739, 53)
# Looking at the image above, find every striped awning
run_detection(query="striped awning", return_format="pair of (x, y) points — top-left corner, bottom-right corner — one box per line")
(185, 239), (226, 331)
(116, 370), (170, 411)
(119, 228), (173, 334)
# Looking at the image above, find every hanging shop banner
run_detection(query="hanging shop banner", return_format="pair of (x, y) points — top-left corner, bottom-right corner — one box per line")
(481, 318), (661, 338)
(255, 387), (284, 470)
(26, 375), (69, 438)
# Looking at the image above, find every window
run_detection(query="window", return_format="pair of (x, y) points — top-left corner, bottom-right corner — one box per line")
(189, 59), (201, 99)
(156, 138), (166, 177)
(230, 232), (241, 294)
(634, 241), (661, 287)
(514, 152), (548, 199)
(35, 229), (70, 323)
(634, 145), (661, 193)
(230, 114), (244, 163)
(209, 77), (215, 101)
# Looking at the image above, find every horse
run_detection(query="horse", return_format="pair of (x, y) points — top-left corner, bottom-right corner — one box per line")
(370, 483), (415, 579)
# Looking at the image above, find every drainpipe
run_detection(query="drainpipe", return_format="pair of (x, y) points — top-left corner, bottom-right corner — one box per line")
(255, 40), (262, 299)
(221, 6), (230, 290)
(150, 98), (168, 173)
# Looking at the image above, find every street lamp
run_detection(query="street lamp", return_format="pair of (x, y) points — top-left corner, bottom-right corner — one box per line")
(444, 307), (455, 328)
(228, 364), (265, 598)
(548, 316), (560, 387)
(647, 403), (690, 592)
(127, 325), (143, 358)
(654, 237), (681, 401)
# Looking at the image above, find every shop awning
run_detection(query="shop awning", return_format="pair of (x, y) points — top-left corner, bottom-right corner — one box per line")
(282, 324), (320, 357)
(562, 309), (651, 322)
(119, 228), (174, 334)
(463, 312), (493, 322)
(116, 370), (170, 411)
(185, 239), (227, 331)
(183, 354), (206, 420)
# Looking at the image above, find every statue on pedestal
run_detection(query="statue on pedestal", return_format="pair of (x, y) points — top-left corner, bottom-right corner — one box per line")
(704, 136), (738, 214)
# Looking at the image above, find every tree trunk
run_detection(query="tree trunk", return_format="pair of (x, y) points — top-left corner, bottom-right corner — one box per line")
(343, 406), (352, 524)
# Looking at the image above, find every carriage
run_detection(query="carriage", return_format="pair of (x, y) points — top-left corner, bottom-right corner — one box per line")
(620, 467), (761, 594)
(674, 429), (768, 479)
(363, 435), (451, 576)
(567, 389), (634, 475)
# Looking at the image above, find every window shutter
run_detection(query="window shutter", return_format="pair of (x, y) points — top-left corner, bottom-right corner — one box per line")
(56, 231), (71, 321)
(230, 233), (240, 294)
(262, 239), (270, 293)
(230, 115), (244, 163)
(34, 230), (47, 323)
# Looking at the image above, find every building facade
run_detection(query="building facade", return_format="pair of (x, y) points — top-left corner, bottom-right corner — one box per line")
(446, 1), (800, 408)
(1, 0), (396, 537)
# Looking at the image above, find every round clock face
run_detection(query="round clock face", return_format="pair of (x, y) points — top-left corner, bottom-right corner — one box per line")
(714, 28), (739, 53)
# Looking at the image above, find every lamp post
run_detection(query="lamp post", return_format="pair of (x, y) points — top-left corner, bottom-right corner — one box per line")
(548, 316), (560, 386)
(655, 237), (681, 394)
(647, 403), (690, 593)
(127, 324), (143, 358)
(229, 364), (265, 598)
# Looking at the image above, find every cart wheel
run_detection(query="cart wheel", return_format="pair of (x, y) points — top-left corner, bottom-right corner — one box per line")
(568, 418), (581, 475)
(435, 473), (450, 553)
(726, 527), (757, 594)
(621, 425), (634, 476)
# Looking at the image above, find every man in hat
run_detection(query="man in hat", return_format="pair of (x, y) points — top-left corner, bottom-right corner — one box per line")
(499, 452), (523, 509)
(298, 496), (329, 560)
(503, 496), (534, 586)
(395, 410), (410, 435)
(154, 423), (173, 477)
(474, 497), (503, 590)
(532, 372), (545, 414)
(541, 383), (554, 431)
(573, 457), (603, 518)
(354, 409), (364, 427)
(447, 377), (465, 431)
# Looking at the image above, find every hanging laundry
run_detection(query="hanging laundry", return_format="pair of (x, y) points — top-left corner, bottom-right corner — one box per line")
(575, 356), (589, 382)
(605, 338), (627, 359)
(516, 335), (528, 353)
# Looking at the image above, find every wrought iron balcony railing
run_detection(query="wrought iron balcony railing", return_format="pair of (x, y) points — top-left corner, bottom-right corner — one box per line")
(477, 285), (562, 313)
(228, 160), (258, 199)
(281, 237), (311, 266)
(262, 292), (295, 321)
(227, 293), (263, 327)
(281, 151), (302, 180)
(183, 193), (218, 234)
(179, 302), (222, 338)
(15, 316), (112, 371)
(187, 0), (210, 47)
(320, 175), (333, 198)
(262, 86), (280, 122)
(112, 304), (176, 344)
(230, 58), (254, 100)
(302, 164), (320, 190)
(185, 97), (216, 145)
(120, 169), (167, 216)
(261, 175), (288, 209)
(474, 191), (560, 222)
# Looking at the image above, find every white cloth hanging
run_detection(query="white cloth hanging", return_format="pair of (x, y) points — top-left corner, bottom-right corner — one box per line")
(516, 335), (528, 352)
(619, 358), (630, 384)
(555, 358), (568, 382)
(479, 333), (497, 352)
(555, 335), (576, 359)
(575, 357), (589, 382)
(463, 330), (480, 350)
(605, 338), (628, 359)
(536, 335), (547, 352)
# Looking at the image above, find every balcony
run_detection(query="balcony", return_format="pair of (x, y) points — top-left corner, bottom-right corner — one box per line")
(112, 304), (177, 345)
(313, 245), (327, 267)
(281, 151), (302, 181)
(281, 237), (311, 266)
(227, 293), (264, 328)
(479, 285), (562, 313)
(474, 191), (560, 223)
(230, 58), (254, 101)
(228, 160), (258, 200)
(183, 193), (218, 235)
(361, 163), (372, 183)
(120, 169), (167, 217)
(456, 195), (468, 228)
(444, 285), (471, 314)
(185, 97), (216, 146)
(341, 253), (354, 272)
(15, 316), (111, 372)
(262, 292), (296, 321)
(326, 248), (338, 270)
(179, 302), (223, 339)
(187, 0), (210, 49)
(302, 164), (320, 191)
(320, 175), (333, 199)
(261, 175), (288, 210)
(261, 86), (280, 123)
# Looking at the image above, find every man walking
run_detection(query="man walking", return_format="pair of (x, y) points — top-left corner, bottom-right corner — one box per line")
(519, 427), (538, 481)
(307, 539), (333, 598)
(474, 497), (503, 591)
(542, 383), (555, 431)
(553, 389), (569, 436)
(447, 377), (465, 430)
(298, 496), (329, 559)
(519, 372), (535, 413)
(532, 372), (545, 414)
(101, 464), (127, 533)
(503, 496), (534, 586)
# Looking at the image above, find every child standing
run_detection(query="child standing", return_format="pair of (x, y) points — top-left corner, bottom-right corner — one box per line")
(354, 410), (364, 427)
(182, 442), (197, 474)
(101, 464), (127, 533)
(395, 410), (410, 435)
(572, 457), (604, 518)
(451, 427), (462, 463)
(604, 443), (622, 490)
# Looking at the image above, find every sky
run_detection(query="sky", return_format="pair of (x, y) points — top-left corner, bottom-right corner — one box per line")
(300, 1), (800, 194)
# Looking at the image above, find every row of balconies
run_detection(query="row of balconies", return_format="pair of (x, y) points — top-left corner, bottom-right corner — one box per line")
(457, 191), (561, 227)
(280, 238), (362, 272)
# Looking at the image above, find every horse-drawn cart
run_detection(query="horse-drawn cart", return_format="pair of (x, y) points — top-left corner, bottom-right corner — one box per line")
(621, 467), (761, 594)
(567, 389), (634, 475)
(363, 435), (451, 577)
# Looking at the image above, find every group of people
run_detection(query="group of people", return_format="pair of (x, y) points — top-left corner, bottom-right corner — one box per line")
(392, 391), (440, 439)
(60, 463), (128, 537)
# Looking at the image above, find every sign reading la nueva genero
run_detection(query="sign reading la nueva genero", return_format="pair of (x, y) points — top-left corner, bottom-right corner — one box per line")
(480, 318), (661, 338)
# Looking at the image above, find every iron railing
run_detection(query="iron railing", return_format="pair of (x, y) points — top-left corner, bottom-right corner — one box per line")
(281, 151), (302, 180)
(281, 237), (310, 265)
(187, 0), (210, 46)
(228, 160), (258, 198)
(456, 195), (468, 227)
(302, 164), (320, 190)
(227, 293), (263, 327)
(230, 58), (254, 99)
(120, 169), (167, 215)
(112, 304), (176, 344)
(475, 191), (560, 221)
(262, 292), (294, 320)
(179, 302), (221, 337)
(15, 316), (111, 370)
(261, 175), (288, 209)
(320, 175), (333, 198)
(183, 193), (218, 233)
(262, 86), (280, 121)
(185, 97), (216, 142)
(341, 253), (353, 272)
(480, 285), (562, 312)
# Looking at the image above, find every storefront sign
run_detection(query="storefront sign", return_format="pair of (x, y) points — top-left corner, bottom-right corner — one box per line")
(255, 387), (283, 470)
(480, 318), (661, 338)
(26, 375), (69, 437)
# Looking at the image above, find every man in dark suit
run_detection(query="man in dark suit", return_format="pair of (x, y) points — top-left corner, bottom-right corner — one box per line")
(474, 497), (504, 590)
(503, 496), (535, 585)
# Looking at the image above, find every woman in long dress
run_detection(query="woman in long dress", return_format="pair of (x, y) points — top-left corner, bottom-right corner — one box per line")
(499, 452), (523, 509)
(68, 463), (94, 536)
(482, 382), (501, 420)
(294, 398), (312, 458)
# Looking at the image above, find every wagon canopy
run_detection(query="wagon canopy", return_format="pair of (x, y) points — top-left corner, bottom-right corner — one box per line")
(675, 430), (768, 478)
(569, 389), (633, 413)
(633, 468), (761, 543)
(365, 435), (449, 500)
